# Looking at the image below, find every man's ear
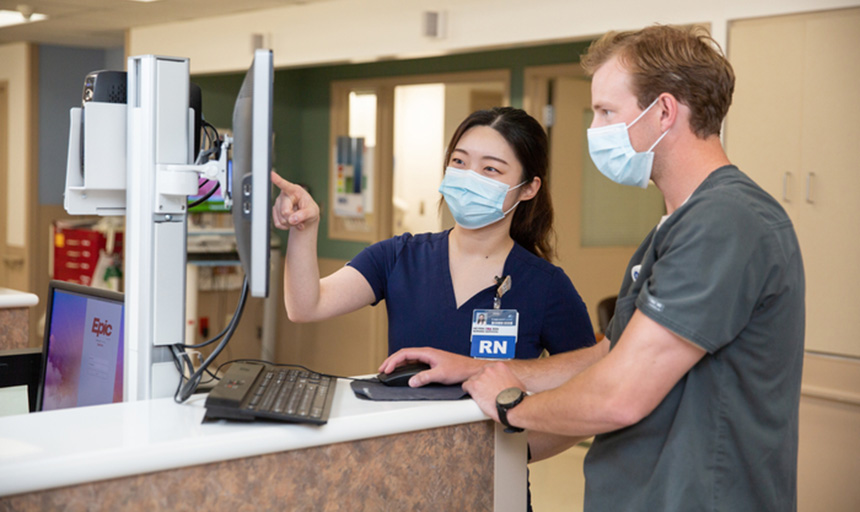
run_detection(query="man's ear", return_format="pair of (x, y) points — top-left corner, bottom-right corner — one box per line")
(657, 93), (679, 131)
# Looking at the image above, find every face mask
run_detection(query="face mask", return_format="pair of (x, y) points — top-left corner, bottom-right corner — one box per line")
(587, 97), (669, 188)
(438, 167), (526, 230)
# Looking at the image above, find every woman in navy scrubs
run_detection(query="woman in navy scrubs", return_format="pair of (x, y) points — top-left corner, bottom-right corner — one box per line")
(271, 107), (595, 360)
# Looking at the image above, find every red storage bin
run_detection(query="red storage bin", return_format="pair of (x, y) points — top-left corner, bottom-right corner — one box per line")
(52, 223), (123, 286)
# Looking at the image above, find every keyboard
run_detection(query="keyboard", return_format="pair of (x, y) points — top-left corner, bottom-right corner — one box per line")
(204, 362), (336, 425)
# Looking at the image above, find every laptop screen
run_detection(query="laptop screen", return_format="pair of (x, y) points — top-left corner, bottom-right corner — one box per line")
(37, 281), (124, 411)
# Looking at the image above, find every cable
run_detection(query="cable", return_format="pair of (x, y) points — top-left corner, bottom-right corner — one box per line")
(202, 120), (220, 157)
(209, 357), (364, 383)
(180, 269), (248, 350)
(181, 317), (231, 350)
(187, 119), (223, 208)
(173, 276), (249, 403)
(187, 180), (220, 209)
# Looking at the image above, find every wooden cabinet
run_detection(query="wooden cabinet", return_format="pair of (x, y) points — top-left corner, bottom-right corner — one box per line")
(726, 8), (860, 358)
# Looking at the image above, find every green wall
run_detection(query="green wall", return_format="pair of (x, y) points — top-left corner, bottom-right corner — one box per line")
(193, 40), (591, 260)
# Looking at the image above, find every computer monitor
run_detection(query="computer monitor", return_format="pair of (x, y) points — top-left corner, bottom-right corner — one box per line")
(230, 49), (273, 298)
(36, 281), (124, 411)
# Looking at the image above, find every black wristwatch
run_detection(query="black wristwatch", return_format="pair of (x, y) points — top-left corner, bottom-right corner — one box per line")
(496, 387), (526, 433)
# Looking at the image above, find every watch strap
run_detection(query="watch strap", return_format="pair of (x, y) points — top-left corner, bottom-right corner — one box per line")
(496, 388), (525, 433)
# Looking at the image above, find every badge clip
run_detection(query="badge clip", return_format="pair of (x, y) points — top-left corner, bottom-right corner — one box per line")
(494, 275), (511, 310)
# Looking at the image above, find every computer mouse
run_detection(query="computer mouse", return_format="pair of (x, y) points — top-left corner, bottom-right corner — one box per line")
(377, 362), (431, 387)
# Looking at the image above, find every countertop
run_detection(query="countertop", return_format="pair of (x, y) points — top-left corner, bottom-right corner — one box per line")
(0, 378), (486, 497)
(0, 288), (38, 309)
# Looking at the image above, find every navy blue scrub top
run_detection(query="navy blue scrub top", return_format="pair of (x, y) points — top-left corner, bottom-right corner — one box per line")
(347, 231), (595, 358)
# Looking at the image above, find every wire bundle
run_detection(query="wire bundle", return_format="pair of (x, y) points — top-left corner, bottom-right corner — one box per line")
(171, 275), (249, 403)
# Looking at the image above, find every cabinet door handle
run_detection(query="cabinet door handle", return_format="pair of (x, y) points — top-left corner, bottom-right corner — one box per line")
(805, 172), (815, 204)
(782, 172), (791, 202)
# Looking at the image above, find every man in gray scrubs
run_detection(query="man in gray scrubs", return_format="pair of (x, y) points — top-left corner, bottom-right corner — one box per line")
(380, 24), (805, 511)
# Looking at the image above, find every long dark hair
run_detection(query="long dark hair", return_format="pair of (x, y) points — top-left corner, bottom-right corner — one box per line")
(443, 107), (556, 261)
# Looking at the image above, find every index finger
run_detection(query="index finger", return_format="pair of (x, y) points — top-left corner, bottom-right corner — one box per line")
(270, 171), (300, 194)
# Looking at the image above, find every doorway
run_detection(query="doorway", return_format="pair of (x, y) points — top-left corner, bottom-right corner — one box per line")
(0, 81), (22, 289)
(330, 70), (509, 243)
(322, 71), (508, 369)
(391, 81), (505, 236)
(524, 65), (664, 328)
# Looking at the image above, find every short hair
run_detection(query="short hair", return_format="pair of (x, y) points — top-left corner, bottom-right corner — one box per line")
(581, 24), (735, 138)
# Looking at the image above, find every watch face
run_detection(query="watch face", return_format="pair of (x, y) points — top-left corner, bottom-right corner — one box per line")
(497, 387), (523, 406)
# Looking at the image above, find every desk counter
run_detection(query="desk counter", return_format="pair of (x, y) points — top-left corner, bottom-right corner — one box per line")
(0, 379), (527, 510)
(0, 288), (38, 309)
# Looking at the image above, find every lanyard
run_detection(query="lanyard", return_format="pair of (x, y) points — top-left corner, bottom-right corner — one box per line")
(494, 275), (511, 309)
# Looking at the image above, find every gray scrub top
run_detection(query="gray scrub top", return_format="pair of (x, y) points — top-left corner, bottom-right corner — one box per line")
(584, 166), (805, 512)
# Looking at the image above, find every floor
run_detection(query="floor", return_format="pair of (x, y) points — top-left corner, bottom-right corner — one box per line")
(529, 444), (588, 511)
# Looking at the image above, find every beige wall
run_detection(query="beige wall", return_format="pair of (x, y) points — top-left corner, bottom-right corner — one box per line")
(128, 0), (860, 74)
(798, 354), (860, 510)
(0, 42), (33, 249)
(0, 42), (38, 343)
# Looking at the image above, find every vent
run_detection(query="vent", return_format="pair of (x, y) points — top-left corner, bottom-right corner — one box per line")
(423, 11), (447, 39)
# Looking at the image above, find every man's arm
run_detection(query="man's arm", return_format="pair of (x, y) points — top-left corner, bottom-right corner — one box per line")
(463, 310), (707, 437)
(377, 338), (609, 388)
(272, 172), (376, 322)
(527, 432), (589, 463)
(508, 339), (609, 392)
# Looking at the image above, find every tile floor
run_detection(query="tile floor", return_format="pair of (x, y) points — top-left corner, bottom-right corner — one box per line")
(529, 444), (588, 511)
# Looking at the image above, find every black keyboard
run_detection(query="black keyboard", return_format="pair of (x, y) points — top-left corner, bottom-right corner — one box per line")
(204, 362), (336, 425)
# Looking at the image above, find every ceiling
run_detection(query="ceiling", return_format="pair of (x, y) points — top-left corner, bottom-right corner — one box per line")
(0, 0), (325, 48)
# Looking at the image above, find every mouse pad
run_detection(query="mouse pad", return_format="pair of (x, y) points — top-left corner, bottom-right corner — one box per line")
(350, 378), (469, 401)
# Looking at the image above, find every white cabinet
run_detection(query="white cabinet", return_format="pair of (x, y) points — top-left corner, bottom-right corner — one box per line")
(726, 8), (860, 358)
(727, 10), (860, 511)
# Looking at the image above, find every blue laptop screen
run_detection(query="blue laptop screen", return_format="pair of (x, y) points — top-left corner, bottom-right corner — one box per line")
(40, 284), (124, 411)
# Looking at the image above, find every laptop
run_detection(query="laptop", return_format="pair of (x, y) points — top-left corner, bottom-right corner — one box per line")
(36, 280), (124, 411)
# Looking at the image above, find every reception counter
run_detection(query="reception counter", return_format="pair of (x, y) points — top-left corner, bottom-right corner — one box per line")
(0, 378), (526, 510)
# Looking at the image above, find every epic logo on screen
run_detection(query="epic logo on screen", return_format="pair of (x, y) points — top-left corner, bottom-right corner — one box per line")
(91, 317), (113, 337)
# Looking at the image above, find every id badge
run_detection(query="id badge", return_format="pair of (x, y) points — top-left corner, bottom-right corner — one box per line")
(470, 309), (519, 359)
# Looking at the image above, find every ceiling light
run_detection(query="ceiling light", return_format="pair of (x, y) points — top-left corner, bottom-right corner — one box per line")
(0, 8), (47, 28)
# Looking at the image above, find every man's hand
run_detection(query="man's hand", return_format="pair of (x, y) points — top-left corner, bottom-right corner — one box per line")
(271, 171), (319, 231)
(462, 362), (526, 422)
(378, 347), (485, 387)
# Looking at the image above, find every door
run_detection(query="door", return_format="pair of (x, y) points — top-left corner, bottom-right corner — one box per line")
(0, 81), (27, 291)
(727, 10), (860, 512)
(0, 81), (7, 285)
(392, 81), (505, 236)
(300, 72), (509, 374)
(533, 71), (664, 329)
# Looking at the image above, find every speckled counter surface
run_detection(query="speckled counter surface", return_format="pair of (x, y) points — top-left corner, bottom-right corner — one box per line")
(0, 288), (38, 350)
(0, 380), (526, 510)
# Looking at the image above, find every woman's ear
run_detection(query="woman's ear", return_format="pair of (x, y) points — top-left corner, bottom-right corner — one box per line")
(518, 176), (541, 202)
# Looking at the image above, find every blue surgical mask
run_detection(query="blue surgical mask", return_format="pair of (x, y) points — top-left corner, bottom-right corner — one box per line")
(439, 167), (526, 230)
(587, 97), (669, 188)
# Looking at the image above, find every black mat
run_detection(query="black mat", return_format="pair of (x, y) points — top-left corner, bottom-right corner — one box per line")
(350, 378), (469, 401)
